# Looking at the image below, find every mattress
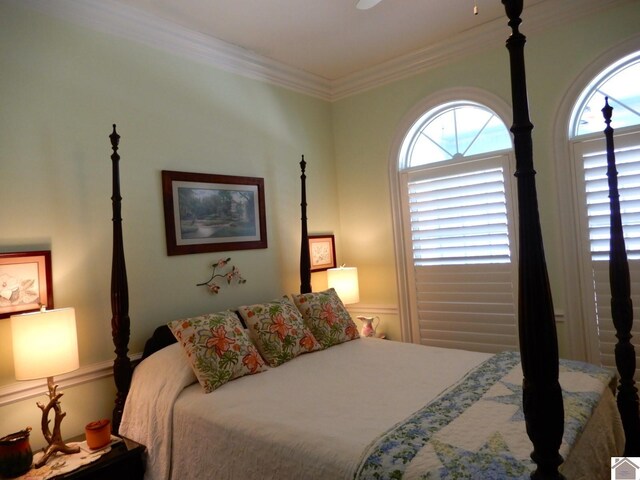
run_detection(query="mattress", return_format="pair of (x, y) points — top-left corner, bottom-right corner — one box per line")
(120, 337), (624, 480)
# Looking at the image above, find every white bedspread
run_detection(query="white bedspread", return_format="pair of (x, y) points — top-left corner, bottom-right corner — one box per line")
(170, 338), (490, 480)
(121, 338), (624, 480)
(120, 343), (196, 480)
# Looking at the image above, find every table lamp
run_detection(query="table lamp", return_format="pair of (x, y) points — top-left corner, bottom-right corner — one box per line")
(327, 266), (360, 305)
(327, 266), (379, 337)
(10, 307), (80, 468)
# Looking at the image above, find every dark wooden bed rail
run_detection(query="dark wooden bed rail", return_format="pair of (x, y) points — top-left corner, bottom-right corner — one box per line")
(107, 0), (640, 473)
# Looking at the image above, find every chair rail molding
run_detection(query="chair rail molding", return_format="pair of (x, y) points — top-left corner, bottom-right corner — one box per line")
(0, 353), (142, 407)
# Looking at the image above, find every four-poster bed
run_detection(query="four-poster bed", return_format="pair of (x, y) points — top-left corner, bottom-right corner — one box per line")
(107, 2), (638, 479)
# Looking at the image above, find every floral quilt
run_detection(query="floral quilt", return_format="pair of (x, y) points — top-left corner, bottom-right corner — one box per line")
(354, 351), (613, 479)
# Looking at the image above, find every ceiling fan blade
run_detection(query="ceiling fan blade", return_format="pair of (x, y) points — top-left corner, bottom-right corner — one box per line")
(356, 0), (384, 10)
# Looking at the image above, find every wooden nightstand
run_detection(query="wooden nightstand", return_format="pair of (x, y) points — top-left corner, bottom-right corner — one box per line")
(49, 436), (145, 480)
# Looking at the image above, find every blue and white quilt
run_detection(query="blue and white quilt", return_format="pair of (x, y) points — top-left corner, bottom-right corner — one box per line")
(354, 351), (614, 479)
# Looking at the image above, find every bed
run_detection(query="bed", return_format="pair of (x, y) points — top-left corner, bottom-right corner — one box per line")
(108, 2), (639, 479)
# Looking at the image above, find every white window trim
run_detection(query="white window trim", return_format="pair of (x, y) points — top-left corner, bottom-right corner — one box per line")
(388, 87), (515, 344)
(553, 34), (640, 362)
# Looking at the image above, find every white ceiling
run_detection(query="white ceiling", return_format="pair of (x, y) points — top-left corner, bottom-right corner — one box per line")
(113, 0), (545, 80)
(19, 0), (629, 99)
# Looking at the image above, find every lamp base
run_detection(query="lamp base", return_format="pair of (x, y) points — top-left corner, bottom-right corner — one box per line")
(34, 377), (80, 469)
(35, 440), (80, 469)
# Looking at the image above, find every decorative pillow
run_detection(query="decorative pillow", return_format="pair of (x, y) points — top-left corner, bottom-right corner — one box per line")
(292, 288), (360, 348)
(237, 296), (321, 367)
(167, 310), (266, 393)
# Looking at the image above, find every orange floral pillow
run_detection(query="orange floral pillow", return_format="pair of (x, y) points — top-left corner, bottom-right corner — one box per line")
(292, 288), (360, 348)
(237, 297), (321, 367)
(168, 310), (266, 393)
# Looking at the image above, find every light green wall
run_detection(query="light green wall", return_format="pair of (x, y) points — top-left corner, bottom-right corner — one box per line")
(331, 2), (640, 354)
(0, 2), (338, 447)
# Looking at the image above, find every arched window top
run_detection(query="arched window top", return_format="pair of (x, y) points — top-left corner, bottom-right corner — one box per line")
(570, 51), (640, 138)
(400, 101), (511, 170)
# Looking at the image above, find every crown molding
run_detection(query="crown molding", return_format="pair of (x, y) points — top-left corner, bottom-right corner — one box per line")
(13, 0), (333, 100)
(12, 0), (633, 102)
(331, 0), (632, 100)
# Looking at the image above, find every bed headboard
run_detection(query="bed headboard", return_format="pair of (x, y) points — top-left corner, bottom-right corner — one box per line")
(140, 325), (176, 361)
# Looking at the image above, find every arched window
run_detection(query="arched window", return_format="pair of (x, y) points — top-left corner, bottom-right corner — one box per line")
(401, 101), (512, 168)
(568, 50), (640, 370)
(571, 52), (640, 137)
(394, 97), (517, 353)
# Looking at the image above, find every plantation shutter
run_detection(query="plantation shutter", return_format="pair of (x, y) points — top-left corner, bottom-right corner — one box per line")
(404, 155), (518, 353)
(579, 133), (640, 371)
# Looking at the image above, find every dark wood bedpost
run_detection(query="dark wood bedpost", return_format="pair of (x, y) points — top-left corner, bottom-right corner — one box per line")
(300, 155), (312, 294)
(109, 124), (132, 435)
(502, 2), (564, 478)
(603, 98), (640, 456)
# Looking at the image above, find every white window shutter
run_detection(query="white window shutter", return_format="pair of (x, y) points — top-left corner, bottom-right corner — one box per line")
(408, 166), (511, 265)
(413, 263), (517, 352)
(578, 133), (640, 372)
(404, 154), (518, 353)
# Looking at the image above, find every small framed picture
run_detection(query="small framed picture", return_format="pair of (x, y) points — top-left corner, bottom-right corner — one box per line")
(0, 251), (53, 318)
(308, 235), (336, 272)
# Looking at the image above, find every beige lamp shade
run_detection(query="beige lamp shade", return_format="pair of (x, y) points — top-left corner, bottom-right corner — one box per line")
(327, 266), (360, 304)
(11, 307), (79, 380)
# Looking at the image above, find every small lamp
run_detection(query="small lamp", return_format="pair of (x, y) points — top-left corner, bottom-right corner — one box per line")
(11, 307), (80, 468)
(327, 266), (380, 337)
(327, 266), (360, 305)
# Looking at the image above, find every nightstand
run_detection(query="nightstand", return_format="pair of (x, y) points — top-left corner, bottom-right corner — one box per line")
(49, 436), (145, 480)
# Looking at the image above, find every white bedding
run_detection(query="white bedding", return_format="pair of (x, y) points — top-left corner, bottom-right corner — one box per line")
(120, 337), (624, 480)
(120, 342), (196, 480)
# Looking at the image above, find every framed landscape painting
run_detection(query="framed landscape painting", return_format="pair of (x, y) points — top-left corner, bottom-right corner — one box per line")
(162, 170), (268, 256)
(0, 250), (53, 318)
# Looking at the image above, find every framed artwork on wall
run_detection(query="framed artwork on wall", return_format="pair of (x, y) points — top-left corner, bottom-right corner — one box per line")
(308, 235), (336, 272)
(162, 170), (268, 256)
(0, 250), (53, 318)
